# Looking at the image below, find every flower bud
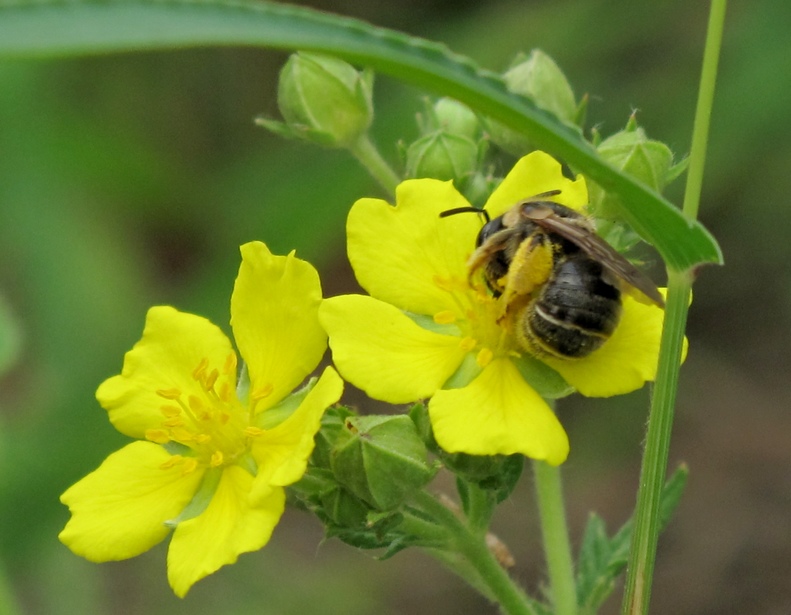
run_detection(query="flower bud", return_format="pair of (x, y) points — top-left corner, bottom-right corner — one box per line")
(331, 415), (437, 511)
(588, 123), (686, 220)
(442, 452), (524, 504)
(486, 50), (578, 157)
(258, 52), (373, 148)
(432, 97), (481, 140)
(404, 132), (480, 184)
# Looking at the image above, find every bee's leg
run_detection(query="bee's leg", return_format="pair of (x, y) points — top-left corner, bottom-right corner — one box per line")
(496, 234), (553, 322)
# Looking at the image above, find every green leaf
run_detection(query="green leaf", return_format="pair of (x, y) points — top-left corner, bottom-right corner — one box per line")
(0, 294), (22, 377)
(0, 0), (721, 271)
(576, 465), (688, 614)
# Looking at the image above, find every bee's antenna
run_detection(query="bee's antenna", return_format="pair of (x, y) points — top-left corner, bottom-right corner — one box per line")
(439, 207), (491, 223)
(530, 189), (562, 200)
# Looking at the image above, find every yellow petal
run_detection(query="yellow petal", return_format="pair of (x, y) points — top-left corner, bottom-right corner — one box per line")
(59, 441), (204, 562)
(320, 295), (467, 403)
(484, 151), (588, 219)
(347, 179), (481, 315)
(249, 367), (343, 505)
(97, 306), (236, 439)
(231, 242), (327, 413)
(544, 291), (676, 397)
(167, 465), (285, 598)
(429, 358), (569, 464)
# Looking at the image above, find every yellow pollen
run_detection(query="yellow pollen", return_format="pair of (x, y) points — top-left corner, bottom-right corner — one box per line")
(194, 433), (211, 444)
(162, 416), (185, 428)
(432, 275), (456, 291)
(160, 405), (182, 418)
(192, 357), (209, 381)
(245, 426), (264, 438)
(169, 427), (194, 442)
(145, 429), (170, 444)
(459, 337), (477, 352)
(222, 353), (236, 375)
(476, 347), (494, 368)
(251, 383), (274, 401)
(160, 455), (183, 470)
(433, 310), (457, 325)
(182, 458), (199, 475)
(156, 388), (182, 400)
(210, 451), (224, 467)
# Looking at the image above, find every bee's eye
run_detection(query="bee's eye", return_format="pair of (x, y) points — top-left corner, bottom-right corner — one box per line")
(476, 216), (505, 247)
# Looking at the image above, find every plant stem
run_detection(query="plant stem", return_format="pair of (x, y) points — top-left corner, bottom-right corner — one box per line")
(533, 460), (577, 615)
(348, 133), (400, 194)
(412, 491), (539, 615)
(621, 1), (726, 614)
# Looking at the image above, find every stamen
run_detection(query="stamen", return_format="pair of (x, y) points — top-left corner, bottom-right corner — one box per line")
(218, 381), (232, 402)
(169, 427), (194, 442)
(222, 353), (236, 375)
(192, 358), (209, 381)
(160, 405), (182, 418)
(245, 426), (264, 438)
(156, 388), (182, 400)
(193, 433), (211, 444)
(476, 347), (494, 368)
(160, 455), (183, 470)
(162, 416), (185, 428)
(145, 429), (170, 444)
(181, 458), (199, 475)
(432, 275), (453, 291)
(188, 395), (206, 414)
(251, 383), (274, 401)
(210, 451), (224, 467)
(459, 337), (477, 352)
(203, 368), (219, 391)
(433, 310), (457, 325)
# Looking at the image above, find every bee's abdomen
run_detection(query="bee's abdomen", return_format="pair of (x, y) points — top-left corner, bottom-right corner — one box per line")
(522, 255), (622, 359)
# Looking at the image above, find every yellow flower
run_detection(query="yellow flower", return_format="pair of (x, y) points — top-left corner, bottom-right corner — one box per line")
(59, 242), (343, 597)
(319, 151), (668, 465)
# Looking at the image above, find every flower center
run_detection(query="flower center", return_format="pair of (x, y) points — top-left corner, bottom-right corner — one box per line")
(146, 353), (261, 474)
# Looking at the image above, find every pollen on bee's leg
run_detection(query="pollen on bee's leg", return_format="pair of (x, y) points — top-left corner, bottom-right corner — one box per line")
(433, 310), (457, 325)
(476, 347), (494, 368)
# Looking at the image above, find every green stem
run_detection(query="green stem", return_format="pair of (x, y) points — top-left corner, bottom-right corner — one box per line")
(533, 461), (577, 615)
(0, 561), (21, 615)
(348, 133), (400, 194)
(412, 491), (539, 615)
(464, 480), (497, 535)
(621, 2), (726, 614)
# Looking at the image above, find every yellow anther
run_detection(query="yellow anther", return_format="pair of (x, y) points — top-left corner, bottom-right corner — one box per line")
(145, 429), (170, 444)
(160, 455), (183, 470)
(160, 405), (182, 418)
(218, 381), (232, 402)
(162, 416), (185, 428)
(169, 427), (194, 442)
(433, 310), (457, 325)
(194, 433), (211, 444)
(192, 357), (209, 381)
(251, 383), (274, 401)
(203, 368), (219, 391)
(220, 412), (230, 425)
(459, 337), (477, 352)
(432, 275), (453, 291)
(210, 451), (224, 467)
(476, 347), (494, 368)
(245, 426), (264, 438)
(188, 395), (206, 414)
(181, 457), (199, 475)
(156, 388), (182, 400)
(223, 353), (237, 376)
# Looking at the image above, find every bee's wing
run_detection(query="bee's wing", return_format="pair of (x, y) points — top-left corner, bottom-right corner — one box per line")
(525, 206), (666, 309)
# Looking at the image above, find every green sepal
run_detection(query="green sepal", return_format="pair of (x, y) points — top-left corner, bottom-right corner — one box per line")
(443, 453), (524, 505)
(331, 415), (438, 511)
(163, 466), (223, 528)
(575, 464), (689, 613)
(311, 405), (357, 470)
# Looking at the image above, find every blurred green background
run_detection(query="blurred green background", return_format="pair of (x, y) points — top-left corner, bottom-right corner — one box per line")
(1, 0), (789, 613)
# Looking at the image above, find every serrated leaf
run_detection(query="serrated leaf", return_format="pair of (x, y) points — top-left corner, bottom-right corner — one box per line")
(0, 0), (721, 271)
(576, 465), (689, 614)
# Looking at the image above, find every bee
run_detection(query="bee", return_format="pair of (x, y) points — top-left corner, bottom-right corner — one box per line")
(440, 191), (665, 359)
